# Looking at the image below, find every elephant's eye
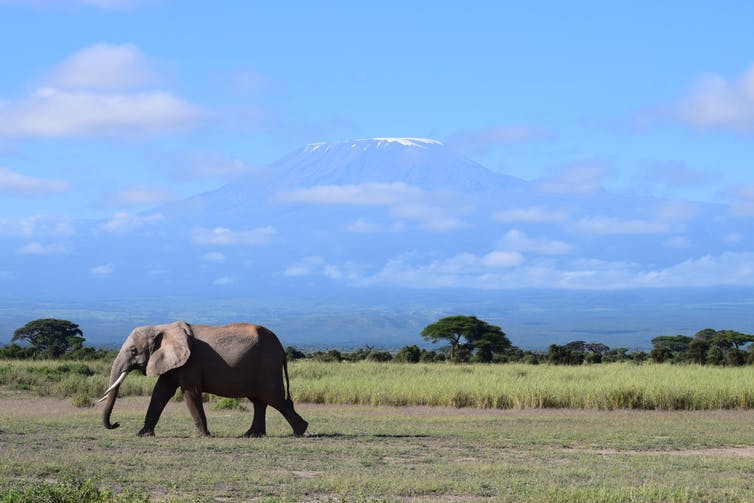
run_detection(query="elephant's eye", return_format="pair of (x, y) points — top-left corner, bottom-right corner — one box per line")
(130, 346), (138, 355)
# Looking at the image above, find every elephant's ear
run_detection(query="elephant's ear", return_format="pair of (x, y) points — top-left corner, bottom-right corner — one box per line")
(146, 321), (193, 377)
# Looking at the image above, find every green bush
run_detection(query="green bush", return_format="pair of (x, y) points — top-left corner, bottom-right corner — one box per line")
(211, 397), (248, 411)
(394, 345), (421, 363)
(71, 392), (92, 408)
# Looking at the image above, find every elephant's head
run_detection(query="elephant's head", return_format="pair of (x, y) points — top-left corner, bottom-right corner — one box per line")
(100, 321), (193, 429)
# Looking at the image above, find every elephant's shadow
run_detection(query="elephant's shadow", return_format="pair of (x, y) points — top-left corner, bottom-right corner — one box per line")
(303, 432), (431, 439)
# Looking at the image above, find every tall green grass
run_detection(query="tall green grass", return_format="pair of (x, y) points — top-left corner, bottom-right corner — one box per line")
(4, 358), (754, 410)
(0, 360), (154, 399)
(289, 361), (754, 410)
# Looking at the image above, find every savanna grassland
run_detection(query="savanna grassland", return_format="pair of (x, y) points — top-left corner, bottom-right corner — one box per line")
(3, 360), (754, 501)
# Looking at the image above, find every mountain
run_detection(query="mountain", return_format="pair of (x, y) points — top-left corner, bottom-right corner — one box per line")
(163, 137), (526, 219)
(1, 138), (752, 348)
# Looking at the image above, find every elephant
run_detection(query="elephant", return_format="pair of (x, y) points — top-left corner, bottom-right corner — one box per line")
(99, 321), (308, 437)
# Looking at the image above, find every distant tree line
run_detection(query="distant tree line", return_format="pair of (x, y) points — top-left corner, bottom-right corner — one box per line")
(3, 317), (754, 367)
(649, 329), (754, 366)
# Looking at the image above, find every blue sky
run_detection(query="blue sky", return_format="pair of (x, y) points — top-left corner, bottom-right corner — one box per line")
(2, 1), (754, 221)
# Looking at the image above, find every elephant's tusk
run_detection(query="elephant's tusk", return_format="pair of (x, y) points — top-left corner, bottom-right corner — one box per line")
(97, 371), (127, 403)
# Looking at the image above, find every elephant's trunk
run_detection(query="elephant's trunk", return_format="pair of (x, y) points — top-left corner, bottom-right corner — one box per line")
(101, 351), (129, 430)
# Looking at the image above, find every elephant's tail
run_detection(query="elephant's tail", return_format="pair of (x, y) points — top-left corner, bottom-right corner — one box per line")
(283, 355), (292, 402)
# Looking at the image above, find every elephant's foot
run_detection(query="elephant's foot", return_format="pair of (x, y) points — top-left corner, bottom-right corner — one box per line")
(137, 427), (155, 437)
(195, 429), (212, 438)
(293, 420), (309, 437)
(243, 428), (266, 438)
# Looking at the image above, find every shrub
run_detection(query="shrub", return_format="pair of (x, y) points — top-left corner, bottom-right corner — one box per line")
(211, 397), (247, 411)
(394, 345), (421, 363)
(71, 392), (93, 408)
(366, 351), (392, 362)
(312, 349), (342, 362)
(285, 346), (306, 361)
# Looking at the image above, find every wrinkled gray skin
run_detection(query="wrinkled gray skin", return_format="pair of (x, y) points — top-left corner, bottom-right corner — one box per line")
(101, 321), (308, 437)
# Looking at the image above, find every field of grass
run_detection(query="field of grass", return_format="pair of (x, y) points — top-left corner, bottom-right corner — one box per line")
(3, 359), (754, 501)
(4, 359), (754, 411)
(2, 396), (754, 501)
(290, 361), (754, 410)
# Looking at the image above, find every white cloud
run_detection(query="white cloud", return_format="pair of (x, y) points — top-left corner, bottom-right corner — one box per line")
(278, 182), (423, 205)
(280, 182), (468, 232)
(90, 263), (114, 275)
(537, 162), (608, 194)
(355, 252), (754, 290)
(284, 256), (342, 279)
(0, 168), (69, 196)
(0, 88), (203, 138)
(569, 217), (670, 235)
(102, 187), (177, 207)
(390, 203), (466, 231)
(50, 43), (153, 91)
(16, 242), (70, 255)
(634, 253), (754, 288)
(191, 226), (277, 246)
(497, 229), (571, 255)
(213, 276), (234, 286)
(0, 215), (74, 237)
(97, 212), (164, 233)
(481, 251), (525, 268)
(346, 218), (405, 233)
(361, 252), (523, 289)
(0, 44), (204, 139)
(677, 64), (754, 132)
(493, 207), (569, 223)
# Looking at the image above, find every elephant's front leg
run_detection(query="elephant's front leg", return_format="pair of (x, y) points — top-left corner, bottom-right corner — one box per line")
(139, 375), (179, 436)
(243, 399), (267, 437)
(183, 388), (211, 437)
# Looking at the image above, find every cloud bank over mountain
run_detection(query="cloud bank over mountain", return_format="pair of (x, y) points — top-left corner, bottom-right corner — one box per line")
(2, 137), (752, 293)
(1, 136), (752, 347)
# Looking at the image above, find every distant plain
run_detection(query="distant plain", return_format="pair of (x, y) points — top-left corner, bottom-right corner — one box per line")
(2, 286), (753, 350)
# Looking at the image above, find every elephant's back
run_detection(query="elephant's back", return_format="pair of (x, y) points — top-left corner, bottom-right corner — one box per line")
(192, 323), (284, 361)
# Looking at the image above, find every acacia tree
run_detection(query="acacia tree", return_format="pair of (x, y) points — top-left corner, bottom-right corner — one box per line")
(421, 315), (512, 362)
(11, 319), (85, 358)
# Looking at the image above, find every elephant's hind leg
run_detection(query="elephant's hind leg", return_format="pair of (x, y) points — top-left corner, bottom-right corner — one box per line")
(271, 398), (308, 437)
(243, 398), (267, 438)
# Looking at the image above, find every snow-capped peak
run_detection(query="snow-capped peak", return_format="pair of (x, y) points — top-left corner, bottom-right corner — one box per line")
(304, 137), (443, 153)
(367, 137), (443, 148)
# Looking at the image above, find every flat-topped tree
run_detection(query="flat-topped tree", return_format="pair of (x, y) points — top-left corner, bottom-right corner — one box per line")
(421, 315), (512, 363)
(12, 318), (84, 358)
